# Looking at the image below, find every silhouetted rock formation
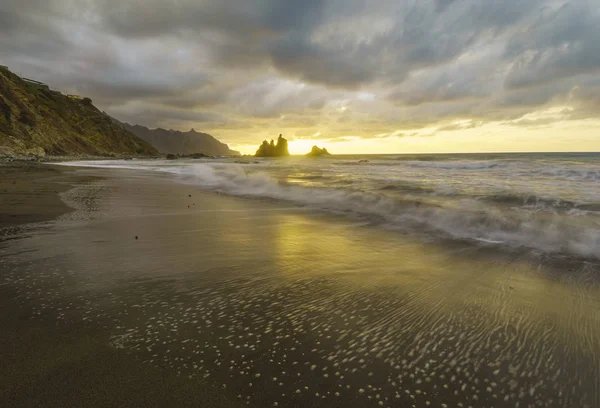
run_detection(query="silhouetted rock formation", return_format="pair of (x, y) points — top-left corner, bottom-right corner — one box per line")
(306, 146), (331, 157)
(255, 134), (290, 157)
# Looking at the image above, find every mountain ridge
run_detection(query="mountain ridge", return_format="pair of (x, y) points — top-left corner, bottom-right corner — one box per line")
(112, 119), (240, 156)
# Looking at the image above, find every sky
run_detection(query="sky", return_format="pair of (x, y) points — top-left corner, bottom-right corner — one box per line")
(2, 0), (600, 154)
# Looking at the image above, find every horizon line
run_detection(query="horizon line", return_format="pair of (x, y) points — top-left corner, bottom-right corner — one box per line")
(246, 151), (600, 156)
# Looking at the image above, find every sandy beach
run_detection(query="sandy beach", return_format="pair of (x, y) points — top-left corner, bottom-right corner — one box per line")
(4, 1), (600, 406)
(1, 164), (599, 407)
(0, 162), (83, 230)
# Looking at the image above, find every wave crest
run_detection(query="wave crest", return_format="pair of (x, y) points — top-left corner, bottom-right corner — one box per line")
(58, 160), (600, 259)
(179, 164), (600, 259)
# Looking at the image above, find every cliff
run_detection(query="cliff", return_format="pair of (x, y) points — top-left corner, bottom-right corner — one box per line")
(113, 120), (240, 156)
(0, 66), (157, 157)
(255, 135), (290, 157)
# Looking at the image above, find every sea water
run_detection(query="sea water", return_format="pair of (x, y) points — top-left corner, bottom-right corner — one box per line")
(63, 152), (600, 259)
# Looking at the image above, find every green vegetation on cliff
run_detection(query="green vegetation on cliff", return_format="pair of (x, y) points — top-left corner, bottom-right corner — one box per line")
(0, 67), (157, 157)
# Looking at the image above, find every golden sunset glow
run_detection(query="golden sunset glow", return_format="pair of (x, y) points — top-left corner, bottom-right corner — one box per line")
(3, 1), (600, 406)
(233, 111), (600, 155)
(4, 1), (600, 155)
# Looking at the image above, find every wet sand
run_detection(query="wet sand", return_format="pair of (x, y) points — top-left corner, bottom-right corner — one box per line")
(0, 162), (84, 230)
(1, 166), (599, 407)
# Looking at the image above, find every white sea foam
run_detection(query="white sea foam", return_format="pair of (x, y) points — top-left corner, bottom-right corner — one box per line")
(59, 157), (600, 259)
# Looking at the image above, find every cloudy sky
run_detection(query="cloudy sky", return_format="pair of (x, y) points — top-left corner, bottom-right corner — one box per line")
(2, 0), (600, 154)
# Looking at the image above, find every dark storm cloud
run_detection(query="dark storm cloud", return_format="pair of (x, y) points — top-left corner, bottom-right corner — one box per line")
(2, 0), (600, 136)
(107, 104), (229, 129)
(0, 11), (21, 32)
(268, 36), (377, 88)
(228, 79), (334, 118)
(97, 0), (378, 88)
(434, 0), (460, 12)
(92, 0), (542, 88)
(504, 1), (600, 89)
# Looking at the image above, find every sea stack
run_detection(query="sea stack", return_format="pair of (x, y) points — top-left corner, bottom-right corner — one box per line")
(306, 146), (331, 157)
(255, 135), (290, 157)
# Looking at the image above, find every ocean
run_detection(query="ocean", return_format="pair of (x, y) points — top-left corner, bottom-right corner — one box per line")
(65, 152), (600, 260)
(2, 155), (598, 407)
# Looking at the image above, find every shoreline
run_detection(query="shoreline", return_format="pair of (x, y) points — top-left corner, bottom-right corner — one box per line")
(0, 164), (238, 407)
(0, 162), (96, 231)
(0, 164), (599, 407)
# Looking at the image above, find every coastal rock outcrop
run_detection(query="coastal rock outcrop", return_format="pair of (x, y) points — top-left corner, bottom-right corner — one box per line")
(0, 66), (157, 157)
(255, 135), (290, 157)
(306, 146), (331, 157)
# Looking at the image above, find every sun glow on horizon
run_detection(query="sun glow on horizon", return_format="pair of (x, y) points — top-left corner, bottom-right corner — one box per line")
(228, 108), (600, 156)
(287, 139), (326, 155)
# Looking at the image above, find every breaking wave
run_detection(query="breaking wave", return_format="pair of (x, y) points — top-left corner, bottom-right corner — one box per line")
(59, 159), (600, 259)
(177, 164), (600, 259)
(402, 160), (508, 170)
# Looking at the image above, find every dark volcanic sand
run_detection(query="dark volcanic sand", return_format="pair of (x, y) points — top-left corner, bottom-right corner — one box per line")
(1, 166), (599, 407)
(0, 162), (83, 229)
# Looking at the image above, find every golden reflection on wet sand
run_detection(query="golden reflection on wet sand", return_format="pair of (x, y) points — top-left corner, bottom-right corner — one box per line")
(1, 169), (598, 407)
